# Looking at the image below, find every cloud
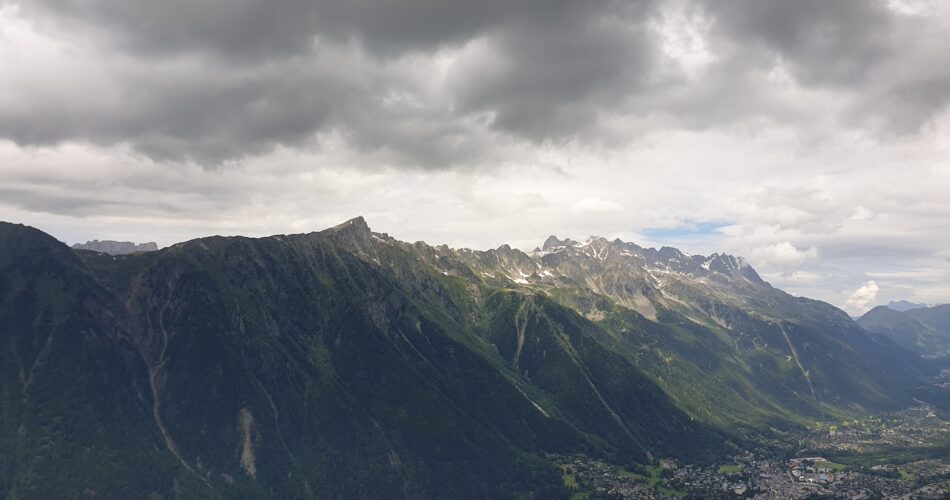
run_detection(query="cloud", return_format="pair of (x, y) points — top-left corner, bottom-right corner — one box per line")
(1, 0), (950, 308)
(1, 1), (664, 165)
(843, 280), (881, 315)
(0, 11), (515, 166)
(2, 0), (949, 165)
(781, 271), (826, 285)
(573, 196), (623, 214)
(744, 241), (818, 266)
(702, 0), (894, 86)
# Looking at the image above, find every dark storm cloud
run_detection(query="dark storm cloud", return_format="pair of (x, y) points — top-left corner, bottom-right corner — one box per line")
(869, 74), (950, 134)
(25, 0), (564, 57)
(0, 62), (336, 163)
(701, 0), (950, 132)
(1, 0), (949, 165)
(310, 0), (607, 57)
(19, 0), (606, 58)
(449, 3), (659, 142)
(19, 0), (324, 58)
(4, 44), (391, 163)
(3, 0), (661, 165)
(702, 0), (895, 85)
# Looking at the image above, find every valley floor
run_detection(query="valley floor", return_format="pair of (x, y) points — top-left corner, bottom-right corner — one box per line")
(554, 404), (950, 499)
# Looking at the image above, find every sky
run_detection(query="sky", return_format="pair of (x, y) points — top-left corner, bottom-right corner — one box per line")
(1, 0), (949, 314)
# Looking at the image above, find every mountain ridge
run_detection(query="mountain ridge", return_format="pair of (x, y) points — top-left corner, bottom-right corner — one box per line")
(274, 217), (932, 425)
(0, 218), (937, 499)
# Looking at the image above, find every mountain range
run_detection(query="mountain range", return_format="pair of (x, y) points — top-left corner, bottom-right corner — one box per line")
(0, 217), (937, 499)
(71, 240), (159, 255)
(858, 303), (950, 359)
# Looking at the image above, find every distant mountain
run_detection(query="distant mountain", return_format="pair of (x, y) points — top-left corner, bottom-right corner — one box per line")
(857, 306), (944, 355)
(888, 299), (928, 312)
(0, 218), (935, 499)
(907, 304), (950, 335)
(858, 303), (950, 358)
(72, 239), (158, 255)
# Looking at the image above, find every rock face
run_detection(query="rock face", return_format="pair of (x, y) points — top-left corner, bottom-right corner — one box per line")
(72, 239), (158, 255)
(0, 217), (937, 499)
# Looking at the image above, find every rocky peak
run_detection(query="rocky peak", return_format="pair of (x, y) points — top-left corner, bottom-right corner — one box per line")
(327, 216), (371, 235)
(700, 253), (765, 284)
(320, 216), (376, 255)
(542, 236), (561, 251)
(656, 246), (687, 260)
(541, 235), (578, 251)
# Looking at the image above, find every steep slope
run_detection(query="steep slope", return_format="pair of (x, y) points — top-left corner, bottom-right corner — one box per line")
(407, 233), (933, 428)
(0, 224), (199, 499)
(1, 219), (722, 499)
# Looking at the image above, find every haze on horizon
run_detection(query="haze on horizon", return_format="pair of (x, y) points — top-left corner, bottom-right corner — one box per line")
(1, 0), (948, 314)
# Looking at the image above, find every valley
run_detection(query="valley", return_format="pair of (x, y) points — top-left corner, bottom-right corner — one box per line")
(557, 404), (950, 498)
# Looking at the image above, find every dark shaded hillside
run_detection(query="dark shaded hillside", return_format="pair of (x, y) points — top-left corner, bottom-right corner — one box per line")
(1, 220), (723, 499)
(0, 224), (199, 499)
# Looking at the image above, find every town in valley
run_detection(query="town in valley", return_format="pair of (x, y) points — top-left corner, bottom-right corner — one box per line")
(554, 405), (950, 499)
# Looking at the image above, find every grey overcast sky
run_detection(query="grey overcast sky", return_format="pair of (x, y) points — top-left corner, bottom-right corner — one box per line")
(1, 0), (949, 314)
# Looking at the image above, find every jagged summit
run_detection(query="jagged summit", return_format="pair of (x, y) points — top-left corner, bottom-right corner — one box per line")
(527, 232), (761, 284)
(322, 220), (775, 323)
(318, 215), (378, 255)
(534, 232), (740, 267)
(325, 215), (371, 234)
(541, 235), (577, 251)
(313, 217), (767, 301)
